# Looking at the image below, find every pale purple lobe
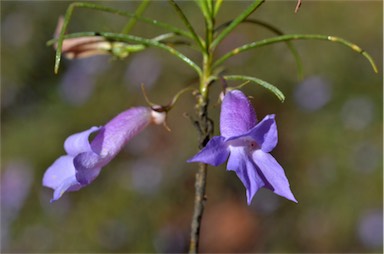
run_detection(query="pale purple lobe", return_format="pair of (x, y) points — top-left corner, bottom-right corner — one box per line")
(43, 156), (77, 189)
(227, 114), (278, 153)
(252, 150), (297, 203)
(42, 155), (81, 202)
(220, 90), (257, 138)
(187, 136), (229, 166)
(64, 126), (100, 156)
(227, 147), (265, 205)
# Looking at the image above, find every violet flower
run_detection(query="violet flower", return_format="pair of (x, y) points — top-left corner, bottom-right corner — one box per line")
(43, 107), (166, 202)
(188, 90), (297, 204)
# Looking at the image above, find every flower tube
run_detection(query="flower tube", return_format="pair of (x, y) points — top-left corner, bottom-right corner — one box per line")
(43, 107), (166, 202)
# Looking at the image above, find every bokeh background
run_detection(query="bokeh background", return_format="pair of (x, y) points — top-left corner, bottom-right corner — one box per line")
(1, 1), (382, 253)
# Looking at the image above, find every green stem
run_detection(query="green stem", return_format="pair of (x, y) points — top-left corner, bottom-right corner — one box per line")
(213, 34), (378, 73)
(189, 15), (215, 254)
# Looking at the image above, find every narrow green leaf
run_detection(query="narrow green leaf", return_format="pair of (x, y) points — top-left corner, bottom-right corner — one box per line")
(168, 0), (205, 51)
(213, 34), (378, 73)
(213, 0), (223, 16)
(210, 0), (264, 50)
(57, 32), (202, 76)
(224, 75), (285, 102)
(54, 1), (194, 73)
(121, 0), (150, 34)
(215, 18), (304, 79)
(194, 0), (208, 17)
(71, 2), (192, 38)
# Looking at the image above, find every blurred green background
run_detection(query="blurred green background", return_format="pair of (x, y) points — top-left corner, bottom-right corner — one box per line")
(1, 1), (382, 253)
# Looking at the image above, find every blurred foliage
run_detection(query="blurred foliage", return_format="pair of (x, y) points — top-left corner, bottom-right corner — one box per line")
(1, 1), (382, 253)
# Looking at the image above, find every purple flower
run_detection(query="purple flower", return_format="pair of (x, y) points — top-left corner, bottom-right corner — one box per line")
(43, 107), (166, 202)
(188, 90), (297, 204)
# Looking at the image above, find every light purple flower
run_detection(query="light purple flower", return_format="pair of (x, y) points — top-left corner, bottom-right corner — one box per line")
(43, 107), (166, 202)
(188, 90), (297, 204)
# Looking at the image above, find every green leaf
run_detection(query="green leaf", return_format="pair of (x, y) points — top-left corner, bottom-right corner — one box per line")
(223, 75), (285, 102)
(54, 1), (194, 73)
(210, 0), (264, 50)
(121, 0), (151, 34)
(215, 19), (304, 80)
(213, 0), (223, 16)
(213, 34), (378, 73)
(56, 32), (202, 76)
(168, 0), (205, 51)
(194, 0), (209, 17)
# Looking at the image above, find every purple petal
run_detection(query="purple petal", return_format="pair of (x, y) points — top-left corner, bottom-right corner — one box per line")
(220, 90), (257, 138)
(249, 114), (277, 152)
(227, 147), (265, 205)
(187, 136), (229, 166)
(73, 152), (103, 185)
(42, 155), (82, 202)
(227, 114), (278, 153)
(52, 175), (80, 202)
(43, 107), (161, 202)
(64, 126), (100, 156)
(91, 107), (152, 158)
(252, 150), (297, 202)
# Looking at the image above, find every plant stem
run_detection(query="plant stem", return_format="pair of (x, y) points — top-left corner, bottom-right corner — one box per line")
(189, 17), (214, 252)
(189, 162), (208, 253)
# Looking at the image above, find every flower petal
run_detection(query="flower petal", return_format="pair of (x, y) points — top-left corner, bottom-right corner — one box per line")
(52, 175), (80, 202)
(64, 126), (101, 156)
(91, 107), (152, 158)
(252, 150), (297, 202)
(43, 156), (76, 189)
(42, 155), (82, 202)
(249, 114), (277, 152)
(227, 147), (265, 205)
(227, 114), (278, 153)
(187, 136), (229, 166)
(73, 152), (103, 185)
(220, 90), (257, 138)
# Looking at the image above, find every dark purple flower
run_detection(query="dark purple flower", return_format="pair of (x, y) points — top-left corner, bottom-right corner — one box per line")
(43, 107), (166, 202)
(188, 90), (297, 204)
